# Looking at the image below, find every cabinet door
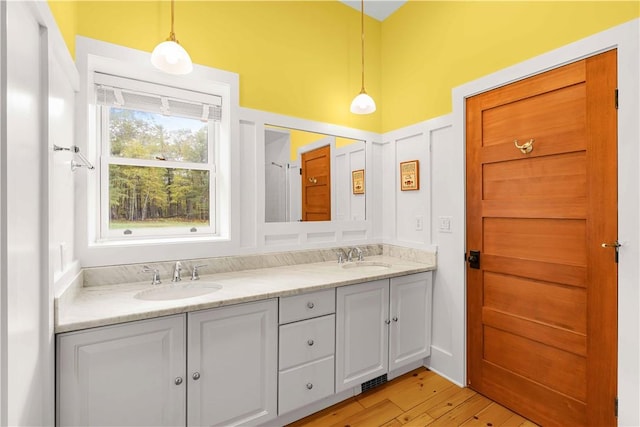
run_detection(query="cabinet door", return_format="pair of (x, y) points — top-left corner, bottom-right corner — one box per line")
(335, 279), (389, 392)
(389, 272), (433, 371)
(187, 299), (277, 427)
(57, 315), (186, 427)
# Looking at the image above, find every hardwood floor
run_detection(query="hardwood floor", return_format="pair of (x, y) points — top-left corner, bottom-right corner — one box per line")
(287, 368), (539, 427)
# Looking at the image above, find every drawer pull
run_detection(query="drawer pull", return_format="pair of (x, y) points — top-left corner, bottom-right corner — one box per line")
(385, 319), (391, 325)
(306, 383), (313, 390)
(307, 302), (315, 309)
(307, 339), (314, 346)
(192, 372), (201, 380)
(393, 317), (398, 322)
(174, 377), (183, 386)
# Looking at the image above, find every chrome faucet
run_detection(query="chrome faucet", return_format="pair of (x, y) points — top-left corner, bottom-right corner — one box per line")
(172, 261), (183, 282)
(336, 249), (347, 264)
(141, 266), (161, 285)
(190, 264), (206, 281)
(347, 247), (364, 262)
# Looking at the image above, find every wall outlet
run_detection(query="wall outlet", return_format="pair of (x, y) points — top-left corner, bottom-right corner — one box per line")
(415, 216), (423, 231)
(438, 216), (452, 233)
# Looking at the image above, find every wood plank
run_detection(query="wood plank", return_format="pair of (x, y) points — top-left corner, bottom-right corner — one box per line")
(484, 326), (586, 402)
(327, 399), (403, 427)
(480, 361), (585, 427)
(425, 387), (478, 420)
(498, 413), (528, 426)
(584, 48), (618, 427)
(483, 255), (585, 288)
(483, 271), (587, 334)
(482, 199), (586, 219)
(478, 59), (585, 110)
(483, 151), (586, 200)
(286, 398), (365, 427)
(429, 394), (493, 426)
(483, 218), (586, 267)
(483, 308), (586, 357)
(482, 82), (586, 148)
(458, 402), (518, 427)
(357, 368), (440, 409)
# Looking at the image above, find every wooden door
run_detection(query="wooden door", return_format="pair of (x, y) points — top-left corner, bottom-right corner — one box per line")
(335, 279), (389, 392)
(57, 315), (186, 426)
(466, 50), (617, 427)
(187, 300), (278, 427)
(301, 145), (331, 221)
(389, 272), (433, 371)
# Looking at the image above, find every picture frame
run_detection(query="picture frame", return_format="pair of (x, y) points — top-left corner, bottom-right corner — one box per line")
(400, 160), (419, 191)
(352, 169), (365, 194)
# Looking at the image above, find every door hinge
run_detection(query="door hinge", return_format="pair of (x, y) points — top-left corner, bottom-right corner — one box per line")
(299, 168), (302, 175)
(615, 89), (619, 109)
(615, 397), (618, 417)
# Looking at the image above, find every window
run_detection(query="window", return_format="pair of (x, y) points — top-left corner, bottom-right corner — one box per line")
(95, 73), (222, 240)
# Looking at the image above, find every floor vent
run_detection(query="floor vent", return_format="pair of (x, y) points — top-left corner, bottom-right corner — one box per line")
(361, 374), (388, 393)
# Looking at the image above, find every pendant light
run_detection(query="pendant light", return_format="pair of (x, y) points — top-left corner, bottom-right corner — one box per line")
(151, 0), (193, 75)
(350, 0), (376, 114)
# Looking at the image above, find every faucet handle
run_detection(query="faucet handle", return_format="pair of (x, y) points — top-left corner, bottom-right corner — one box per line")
(172, 261), (183, 282)
(191, 264), (207, 281)
(141, 266), (161, 285)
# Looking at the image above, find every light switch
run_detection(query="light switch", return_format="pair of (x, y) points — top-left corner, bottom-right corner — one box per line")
(438, 216), (452, 233)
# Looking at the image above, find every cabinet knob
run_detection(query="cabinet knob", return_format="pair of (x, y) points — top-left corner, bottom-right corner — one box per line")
(192, 372), (201, 381)
(385, 319), (391, 325)
(174, 377), (183, 386)
(307, 302), (315, 309)
(306, 383), (313, 390)
(307, 339), (314, 346)
(393, 317), (398, 322)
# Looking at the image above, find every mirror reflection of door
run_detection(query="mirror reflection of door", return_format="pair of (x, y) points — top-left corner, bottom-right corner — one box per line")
(301, 145), (331, 221)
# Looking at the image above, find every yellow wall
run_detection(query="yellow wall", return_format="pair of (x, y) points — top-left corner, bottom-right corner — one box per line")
(48, 1), (382, 132)
(48, 1), (639, 134)
(381, 1), (639, 132)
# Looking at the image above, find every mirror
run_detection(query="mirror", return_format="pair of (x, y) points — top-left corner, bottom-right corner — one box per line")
(265, 125), (365, 223)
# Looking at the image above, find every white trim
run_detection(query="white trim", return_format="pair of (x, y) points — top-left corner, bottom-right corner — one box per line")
(452, 19), (640, 426)
(75, 37), (240, 267)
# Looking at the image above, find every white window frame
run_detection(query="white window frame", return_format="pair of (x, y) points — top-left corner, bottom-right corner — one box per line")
(75, 37), (239, 267)
(95, 77), (219, 240)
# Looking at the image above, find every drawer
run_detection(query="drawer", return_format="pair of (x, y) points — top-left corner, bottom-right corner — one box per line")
(279, 314), (335, 370)
(279, 289), (335, 324)
(278, 356), (334, 415)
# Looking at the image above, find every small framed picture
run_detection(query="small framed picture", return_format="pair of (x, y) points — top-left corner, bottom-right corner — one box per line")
(352, 169), (365, 194)
(400, 160), (419, 191)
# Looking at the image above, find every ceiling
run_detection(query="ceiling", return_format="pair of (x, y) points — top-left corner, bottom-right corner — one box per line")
(339, 0), (407, 21)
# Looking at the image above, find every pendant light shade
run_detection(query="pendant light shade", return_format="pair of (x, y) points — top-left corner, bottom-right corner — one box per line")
(350, 0), (376, 115)
(151, 0), (193, 75)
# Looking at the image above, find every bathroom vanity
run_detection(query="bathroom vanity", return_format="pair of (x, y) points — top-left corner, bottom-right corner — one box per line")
(55, 247), (435, 426)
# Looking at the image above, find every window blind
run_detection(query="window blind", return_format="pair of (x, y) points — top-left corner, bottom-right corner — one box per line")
(94, 73), (222, 122)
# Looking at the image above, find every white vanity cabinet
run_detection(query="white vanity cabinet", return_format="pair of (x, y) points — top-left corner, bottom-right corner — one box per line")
(335, 272), (433, 392)
(187, 299), (278, 426)
(57, 315), (186, 427)
(57, 299), (278, 427)
(278, 289), (336, 415)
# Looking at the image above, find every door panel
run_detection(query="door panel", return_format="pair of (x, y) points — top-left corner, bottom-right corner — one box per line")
(301, 145), (331, 221)
(466, 50), (617, 427)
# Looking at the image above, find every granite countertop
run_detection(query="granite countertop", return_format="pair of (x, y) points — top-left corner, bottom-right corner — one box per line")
(55, 255), (436, 334)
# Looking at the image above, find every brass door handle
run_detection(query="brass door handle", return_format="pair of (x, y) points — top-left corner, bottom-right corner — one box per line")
(601, 240), (621, 262)
(514, 139), (534, 154)
(308, 177), (317, 184)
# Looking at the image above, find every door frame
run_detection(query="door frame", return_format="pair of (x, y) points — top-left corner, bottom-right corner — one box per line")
(451, 19), (639, 426)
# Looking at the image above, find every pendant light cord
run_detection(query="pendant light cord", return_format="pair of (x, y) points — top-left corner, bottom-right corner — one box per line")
(360, 0), (365, 93)
(169, 0), (176, 41)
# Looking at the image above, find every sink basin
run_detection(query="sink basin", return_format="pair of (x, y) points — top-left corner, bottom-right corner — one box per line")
(341, 261), (392, 272)
(135, 282), (223, 301)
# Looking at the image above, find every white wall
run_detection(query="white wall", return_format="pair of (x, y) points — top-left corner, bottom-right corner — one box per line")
(0, 2), (78, 425)
(380, 117), (462, 385)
